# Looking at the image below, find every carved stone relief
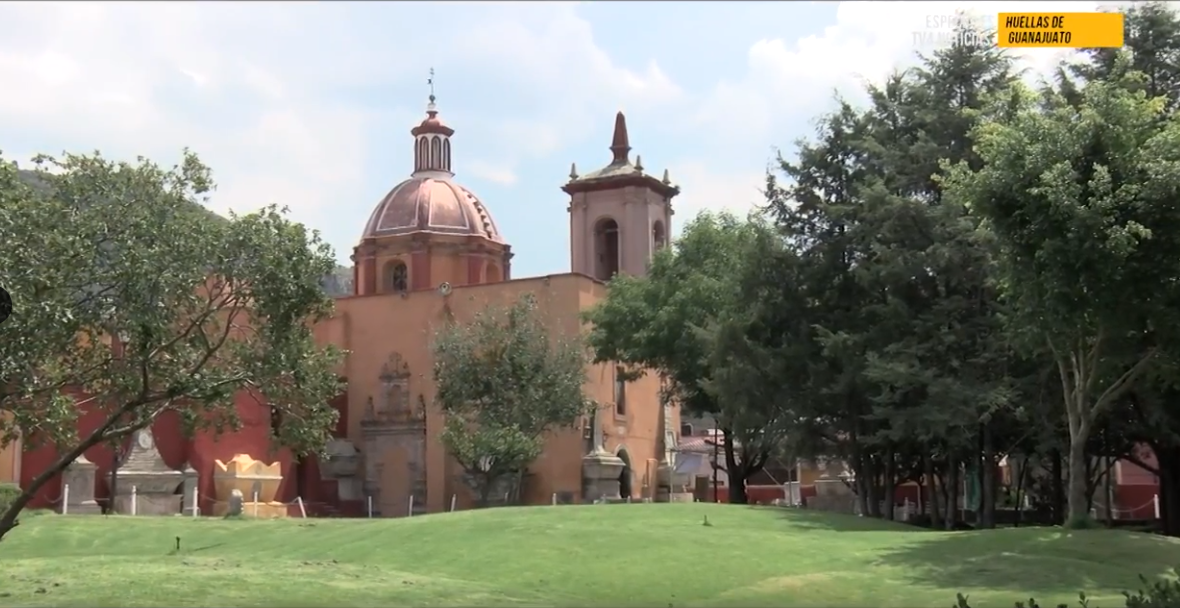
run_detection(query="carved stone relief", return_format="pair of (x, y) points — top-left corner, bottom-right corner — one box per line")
(361, 352), (427, 516)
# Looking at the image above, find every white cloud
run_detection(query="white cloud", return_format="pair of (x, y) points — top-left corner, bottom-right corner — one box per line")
(467, 160), (519, 186)
(0, 2), (679, 259)
(670, 162), (768, 227)
(678, 1), (1174, 223)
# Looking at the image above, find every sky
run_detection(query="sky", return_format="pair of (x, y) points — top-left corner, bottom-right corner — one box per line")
(0, 0), (1156, 278)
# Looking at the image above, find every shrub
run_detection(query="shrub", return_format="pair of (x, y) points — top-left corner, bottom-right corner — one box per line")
(954, 571), (1180, 608)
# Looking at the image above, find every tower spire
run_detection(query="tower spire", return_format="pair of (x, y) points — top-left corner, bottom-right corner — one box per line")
(610, 111), (631, 165)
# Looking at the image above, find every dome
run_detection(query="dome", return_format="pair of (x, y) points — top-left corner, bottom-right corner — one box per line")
(362, 176), (504, 243)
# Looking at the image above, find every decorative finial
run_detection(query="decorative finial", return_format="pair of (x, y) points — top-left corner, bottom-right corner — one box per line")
(662, 168), (671, 184)
(635, 155), (644, 172)
(569, 162), (578, 180)
(428, 67), (436, 105)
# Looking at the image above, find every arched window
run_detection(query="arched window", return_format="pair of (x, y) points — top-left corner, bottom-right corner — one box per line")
(614, 365), (627, 416)
(388, 261), (408, 292)
(652, 220), (667, 250)
(594, 218), (620, 280)
(430, 137), (442, 170)
(443, 139), (452, 172)
(417, 138), (428, 171)
(486, 263), (502, 283)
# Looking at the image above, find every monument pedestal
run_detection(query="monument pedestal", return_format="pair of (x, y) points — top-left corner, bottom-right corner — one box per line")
(114, 429), (195, 515)
(60, 454), (101, 515)
(581, 448), (624, 503)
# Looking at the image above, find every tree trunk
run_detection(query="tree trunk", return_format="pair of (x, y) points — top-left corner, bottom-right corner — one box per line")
(1103, 456), (1114, 525)
(1157, 445), (1180, 537)
(945, 461), (960, 530)
(1050, 448), (1065, 525)
(1014, 454), (1030, 527)
(883, 449), (896, 521)
(722, 433), (749, 505)
(925, 453), (942, 529)
(979, 425), (996, 529)
(865, 456), (881, 518)
(1066, 432), (1091, 526)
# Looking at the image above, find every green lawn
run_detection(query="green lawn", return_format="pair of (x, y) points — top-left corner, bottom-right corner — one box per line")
(0, 503), (1177, 607)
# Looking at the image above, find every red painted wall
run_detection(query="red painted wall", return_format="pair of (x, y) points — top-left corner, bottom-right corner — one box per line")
(1116, 484), (1159, 520)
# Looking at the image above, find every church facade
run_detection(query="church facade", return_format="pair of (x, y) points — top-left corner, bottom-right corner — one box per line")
(1, 98), (685, 517)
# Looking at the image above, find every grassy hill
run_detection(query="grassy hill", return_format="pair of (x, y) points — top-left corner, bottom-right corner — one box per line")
(0, 504), (1177, 607)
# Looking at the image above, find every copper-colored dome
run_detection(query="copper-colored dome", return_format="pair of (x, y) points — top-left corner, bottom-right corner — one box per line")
(362, 176), (503, 243)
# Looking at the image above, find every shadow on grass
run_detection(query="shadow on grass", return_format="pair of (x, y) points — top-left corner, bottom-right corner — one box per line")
(771, 507), (924, 532)
(167, 542), (226, 556)
(873, 527), (1180, 596)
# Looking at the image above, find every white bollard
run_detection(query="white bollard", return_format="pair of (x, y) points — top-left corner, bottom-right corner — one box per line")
(1155, 494), (1161, 519)
(367, 495), (373, 518)
(131, 485), (138, 516)
(450, 494), (457, 512)
(552, 493), (557, 506)
(407, 494), (414, 517)
(192, 488), (200, 517)
(296, 496), (307, 518)
(626, 496), (631, 503)
(253, 491), (259, 517)
(62, 484), (70, 515)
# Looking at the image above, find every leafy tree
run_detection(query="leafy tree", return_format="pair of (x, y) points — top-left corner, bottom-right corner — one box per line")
(1071, 1), (1180, 111)
(432, 295), (591, 506)
(765, 31), (1037, 526)
(584, 212), (779, 504)
(0, 150), (344, 541)
(941, 72), (1180, 525)
(1068, 1), (1180, 536)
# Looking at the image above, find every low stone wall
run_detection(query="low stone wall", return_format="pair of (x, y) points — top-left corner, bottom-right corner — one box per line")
(806, 493), (858, 515)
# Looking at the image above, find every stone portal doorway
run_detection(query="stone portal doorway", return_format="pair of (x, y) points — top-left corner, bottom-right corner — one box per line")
(617, 448), (633, 499)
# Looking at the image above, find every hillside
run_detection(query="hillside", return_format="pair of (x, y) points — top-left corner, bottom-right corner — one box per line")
(2, 504), (1177, 607)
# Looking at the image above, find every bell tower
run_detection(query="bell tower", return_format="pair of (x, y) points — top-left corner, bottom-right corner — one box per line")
(562, 112), (679, 280)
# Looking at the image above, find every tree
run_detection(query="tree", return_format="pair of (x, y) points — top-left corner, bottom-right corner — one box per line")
(584, 212), (781, 504)
(765, 31), (1041, 526)
(432, 295), (591, 506)
(697, 218), (810, 500)
(941, 71), (1180, 525)
(0, 150), (344, 541)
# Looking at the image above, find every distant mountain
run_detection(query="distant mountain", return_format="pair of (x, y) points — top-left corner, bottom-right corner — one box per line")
(16, 168), (352, 296)
(321, 265), (354, 297)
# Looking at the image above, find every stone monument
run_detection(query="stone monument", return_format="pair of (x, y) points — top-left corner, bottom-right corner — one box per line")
(360, 353), (427, 517)
(581, 404), (623, 502)
(321, 438), (362, 501)
(113, 428), (196, 515)
(59, 453), (101, 514)
(212, 454), (286, 518)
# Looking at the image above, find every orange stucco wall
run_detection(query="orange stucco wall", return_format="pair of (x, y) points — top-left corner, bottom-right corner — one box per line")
(0, 415), (19, 485)
(321, 272), (671, 513)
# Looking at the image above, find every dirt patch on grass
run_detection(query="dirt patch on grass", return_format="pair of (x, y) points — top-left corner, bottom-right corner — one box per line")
(719, 572), (835, 598)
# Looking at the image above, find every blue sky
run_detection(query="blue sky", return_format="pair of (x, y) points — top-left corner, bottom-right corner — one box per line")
(0, 1), (1129, 278)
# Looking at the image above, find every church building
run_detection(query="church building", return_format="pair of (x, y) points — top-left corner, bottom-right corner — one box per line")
(1, 94), (685, 517)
